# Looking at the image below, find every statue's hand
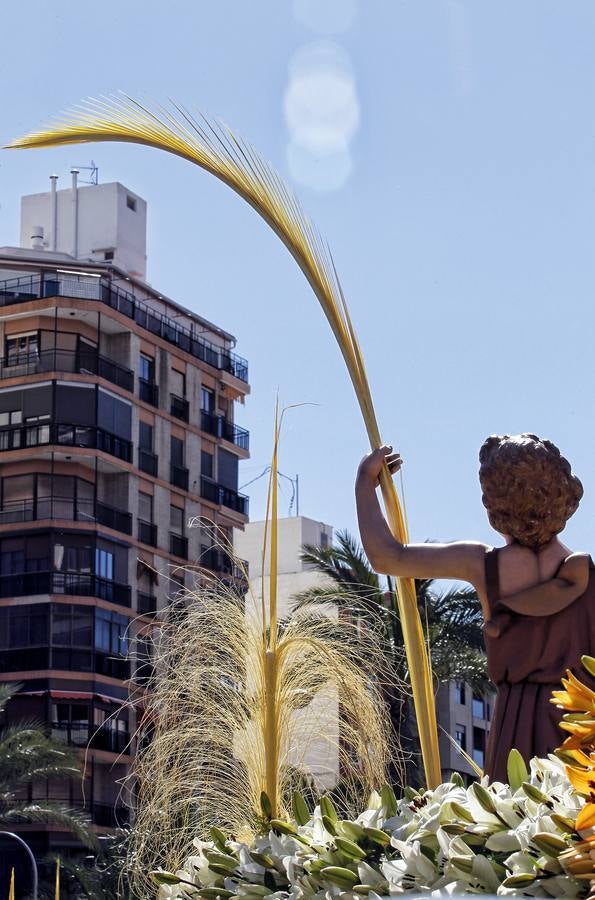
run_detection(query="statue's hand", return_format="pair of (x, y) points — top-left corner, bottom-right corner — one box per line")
(357, 446), (402, 487)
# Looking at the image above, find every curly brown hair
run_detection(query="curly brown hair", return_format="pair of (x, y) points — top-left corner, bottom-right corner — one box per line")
(478, 433), (583, 549)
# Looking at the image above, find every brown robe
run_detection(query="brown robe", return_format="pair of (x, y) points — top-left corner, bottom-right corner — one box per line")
(483, 547), (595, 782)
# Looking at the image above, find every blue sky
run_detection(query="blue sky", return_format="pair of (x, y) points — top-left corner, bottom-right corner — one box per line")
(1, 1), (594, 554)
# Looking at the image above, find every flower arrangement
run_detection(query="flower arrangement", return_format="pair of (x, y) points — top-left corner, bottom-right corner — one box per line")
(152, 657), (595, 898)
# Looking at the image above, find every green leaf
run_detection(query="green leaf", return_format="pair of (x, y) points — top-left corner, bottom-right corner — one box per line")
(320, 795), (338, 823)
(270, 818), (297, 835)
(363, 826), (390, 847)
(292, 790), (310, 826)
(472, 782), (497, 815)
(507, 749), (529, 791)
(522, 782), (553, 808)
(321, 866), (359, 888)
(380, 783), (397, 817)
(338, 820), (366, 841)
(260, 791), (272, 819)
(322, 814), (338, 836)
(449, 801), (476, 824)
(582, 655), (595, 678)
(502, 873), (537, 887)
(150, 871), (182, 885)
(335, 837), (367, 860)
(210, 827), (228, 852)
(450, 772), (464, 787)
(531, 832), (569, 855)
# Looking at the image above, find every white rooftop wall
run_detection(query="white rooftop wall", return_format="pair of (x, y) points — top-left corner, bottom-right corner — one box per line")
(20, 180), (147, 279)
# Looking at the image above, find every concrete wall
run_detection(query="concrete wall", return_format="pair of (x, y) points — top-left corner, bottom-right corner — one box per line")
(21, 181), (147, 279)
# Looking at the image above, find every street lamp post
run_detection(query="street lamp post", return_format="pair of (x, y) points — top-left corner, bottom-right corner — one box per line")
(0, 831), (38, 899)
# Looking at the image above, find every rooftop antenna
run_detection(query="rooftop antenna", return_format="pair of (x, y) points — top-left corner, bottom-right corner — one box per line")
(70, 160), (98, 185)
(240, 467), (299, 516)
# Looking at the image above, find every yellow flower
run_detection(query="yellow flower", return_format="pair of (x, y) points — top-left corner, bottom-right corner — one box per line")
(559, 836), (595, 882)
(566, 760), (595, 799)
(552, 669), (595, 715)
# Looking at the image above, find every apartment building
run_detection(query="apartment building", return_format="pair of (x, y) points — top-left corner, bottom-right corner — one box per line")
(0, 174), (250, 858)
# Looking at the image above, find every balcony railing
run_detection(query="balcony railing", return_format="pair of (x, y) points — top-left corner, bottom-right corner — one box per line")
(170, 393), (189, 422)
(139, 377), (159, 407)
(170, 463), (189, 491)
(52, 722), (131, 755)
(0, 421), (132, 463)
(0, 495), (132, 536)
(138, 519), (157, 547)
(200, 476), (249, 516)
(169, 533), (188, 559)
(200, 410), (250, 450)
(200, 545), (249, 580)
(137, 591), (157, 615)
(0, 348), (134, 392)
(0, 273), (249, 383)
(34, 796), (130, 828)
(0, 646), (129, 679)
(0, 570), (131, 607)
(138, 447), (158, 477)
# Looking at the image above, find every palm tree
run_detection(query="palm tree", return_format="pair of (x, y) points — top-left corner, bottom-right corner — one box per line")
(0, 681), (98, 848)
(293, 530), (490, 786)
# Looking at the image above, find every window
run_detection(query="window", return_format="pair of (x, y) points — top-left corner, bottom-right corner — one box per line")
(170, 505), (184, 535)
(51, 605), (93, 647)
(6, 333), (39, 365)
(472, 694), (485, 718)
(201, 450), (214, 479)
(0, 410), (22, 427)
(139, 354), (154, 382)
(126, 194), (137, 211)
(455, 725), (466, 750)
(138, 491), (153, 523)
(95, 608), (128, 657)
(320, 531), (329, 548)
(51, 702), (89, 746)
(171, 369), (186, 398)
(24, 414), (50, 445)
(95, 548), (114, 581)
(139, 421), (153, 450)
(104, 250), (114, 261)
(472, 726), (485, 768)
(455, 682), (466, 705)
(201, 387), (215, 413)
(171, 436), (184, 467)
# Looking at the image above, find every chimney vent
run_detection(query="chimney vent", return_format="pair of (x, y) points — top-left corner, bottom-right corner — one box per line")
(31, 225), (44, 250)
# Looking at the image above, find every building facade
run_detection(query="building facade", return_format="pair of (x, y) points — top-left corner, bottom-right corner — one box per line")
(0, 175), (250, 858)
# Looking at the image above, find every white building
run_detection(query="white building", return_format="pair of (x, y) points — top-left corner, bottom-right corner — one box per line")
(235, 516), (339, 787)
(20, 175), (147, 279)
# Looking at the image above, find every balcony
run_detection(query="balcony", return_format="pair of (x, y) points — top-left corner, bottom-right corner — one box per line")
(0, 570), (131, 607)
(37, 796), (130, 828)
(200, 410), (250, 451)
(169, 533), (188, 559)
(139, 377), (159, 407)
(170, 393), (189, 422)
(0, 495), (132, 536)
(0, 348), (134, 392)
(200, 476), (249, 516)
(138, 448), (158, 477)
(200, 545), (248, 581)
(170, 463), (189, 491)
(52, 721), (131, 755)
(138, 519), (157, 547)
(0, 646), (129, 680)
(0, 273), (249, 383)
(137, 591), (157, 615)
(0, 421), (132, 463)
